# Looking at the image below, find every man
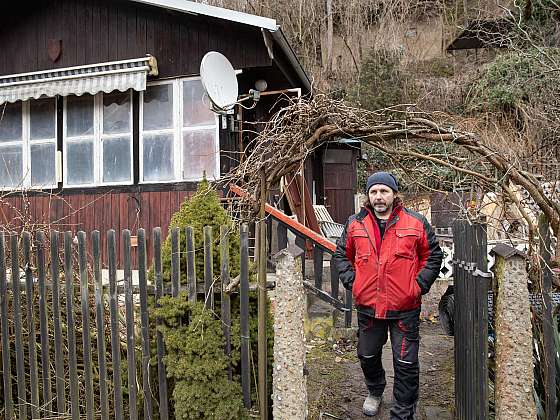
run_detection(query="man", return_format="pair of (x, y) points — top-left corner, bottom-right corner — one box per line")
(333, 171), (443, 419)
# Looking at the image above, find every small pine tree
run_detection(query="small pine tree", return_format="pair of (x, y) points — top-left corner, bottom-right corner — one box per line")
(154, 295), (246, 420)
(158, 177), (240, 285)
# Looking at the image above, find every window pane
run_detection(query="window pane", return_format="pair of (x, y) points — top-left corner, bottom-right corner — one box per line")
(0, 102), (22, 142)
(0, 145), (23, 187)
(103, 91), (131, 134)
(30, 98), (56, 140)
(67, 141), (94, 185)
(143, 133), (174, 182)
(103, 137), (131, 183)
(183, 80), (215, 127)
(66, 95), (94, 137)
(182, 129), (218, 180)
(143, 84), (173, 130)
(31, 143), (56, 186)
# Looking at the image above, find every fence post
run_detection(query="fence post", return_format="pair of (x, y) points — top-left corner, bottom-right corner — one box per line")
(220, 225), (232, 380)
(240, 224), (251, 409)
(491, 245), (536, 419)
(0, 232), (13, 419)
(272, 246), (307, 419)
(539, 215), (557, 419)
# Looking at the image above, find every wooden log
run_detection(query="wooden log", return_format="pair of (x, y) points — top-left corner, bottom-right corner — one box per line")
(108, 230), (124, 419)
(137, 229), (153, 419)
(11, 234), (27, 418)
(92, 231), (109, 420)
(23, 233), (39, 418)
(36, 231), (52, 416)
(0, 232), (13, 419)
(153, 228), (169, 420)
(123, 230), (138, 420)
(78, 231), (94, 420)
(240, 224), (251, 409)
(64, 231), (79, 420)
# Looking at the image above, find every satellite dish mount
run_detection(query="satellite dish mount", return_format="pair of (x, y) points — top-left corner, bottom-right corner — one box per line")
(200, 51), (260, 114)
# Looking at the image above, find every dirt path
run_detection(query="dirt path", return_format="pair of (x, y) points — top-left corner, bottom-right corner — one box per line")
(306, 321), (454, 420)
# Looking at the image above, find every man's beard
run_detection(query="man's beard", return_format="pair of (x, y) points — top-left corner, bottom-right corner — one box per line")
(373, 203), (389, 214)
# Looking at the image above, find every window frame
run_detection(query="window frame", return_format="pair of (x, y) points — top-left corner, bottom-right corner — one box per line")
(62, 91), (134, 188)
(139, 77), (220, 185)
(0, 99), (58, 191)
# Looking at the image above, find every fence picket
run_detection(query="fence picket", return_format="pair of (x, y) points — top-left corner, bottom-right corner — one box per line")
(64, 231), (80, 420)
(313, 246), (323, 290)
(36, 231), (52, 416)
(11, 234), (28, 419)
(330, 263), (339, 301)
(154, 228), (169, 420)
(108, 230), (124, 420)
(78, 231), (94, 420)
(186, 226), (196, 301)
(50, 230), (66, 414)
(92, 231), (109, 420)
(23, 232), (39, 419)
(171, 227), (180, 298)
(204, 226), (213, 309)
(137, 229), (153, 419)
(123, 230), (138, 420)
(240, 224), (251, 409)
(0, 232), (13, 419)
(220, 226), (232, 380)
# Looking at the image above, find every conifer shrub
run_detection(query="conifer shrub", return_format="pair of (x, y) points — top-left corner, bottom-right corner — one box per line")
(150, 179), (274, 417)
(154, 295), (246, 420)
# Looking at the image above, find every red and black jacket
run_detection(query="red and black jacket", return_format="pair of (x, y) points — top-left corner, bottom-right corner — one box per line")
(333, 203), (443, 319)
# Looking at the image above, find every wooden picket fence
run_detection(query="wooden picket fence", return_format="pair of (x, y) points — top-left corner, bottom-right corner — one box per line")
(0, 224), (253, 419)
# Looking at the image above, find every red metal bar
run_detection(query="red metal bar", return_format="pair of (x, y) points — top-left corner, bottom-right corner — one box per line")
(229, 185), (336, 253)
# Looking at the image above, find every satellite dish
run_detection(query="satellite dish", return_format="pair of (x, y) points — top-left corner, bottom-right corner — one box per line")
(200, 52), (238, 112)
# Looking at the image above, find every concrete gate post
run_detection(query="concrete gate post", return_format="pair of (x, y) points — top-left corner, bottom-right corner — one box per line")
(491, 245), (536, 420)
(272, 245), (307, 420)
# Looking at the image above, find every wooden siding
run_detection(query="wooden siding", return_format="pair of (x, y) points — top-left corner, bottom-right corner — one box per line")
(0, 190), (192, 265)
(0, 0), (271, 77)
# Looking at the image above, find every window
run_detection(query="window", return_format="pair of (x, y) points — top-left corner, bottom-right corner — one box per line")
(64, 91), (132, 187)
(140, 78), (219, 183)
(0, 99), (57, 189)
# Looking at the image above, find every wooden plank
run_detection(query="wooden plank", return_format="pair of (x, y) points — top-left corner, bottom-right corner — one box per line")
(186, 226), (196, 301)
(23, 232), (40, 419)
(204, 226), (213, 309)
(230, 185), (335, 253)
(137, 229), (154, 419)
(92, 231), (109, 420)
(11, 234), (28, 419)
(330, 261), (339, 301)
(220, 226), (232, 380)
(64, 231), (80, 420)
(539, 216), (557, 420)
(313, 246), (324, 290)
(78, 232), (94, 420)
(123, 230), (138, 420)
(240, 224), (251, 409)
(171, 227), (180, 297)
(108, 230), (124, 419)
(36, 231), (52, 416)
(0, 232), (13, 419)
(153, 228), (169, 420)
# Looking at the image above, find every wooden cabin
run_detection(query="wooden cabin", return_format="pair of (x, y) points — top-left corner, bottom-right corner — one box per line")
(0, 0), (318, 259)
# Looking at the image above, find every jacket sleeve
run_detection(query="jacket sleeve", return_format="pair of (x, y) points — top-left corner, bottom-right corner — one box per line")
(416, 218), (443, 295)
(332, 219), (355, 291)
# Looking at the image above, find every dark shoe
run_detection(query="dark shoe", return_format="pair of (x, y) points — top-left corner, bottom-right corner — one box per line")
(363, 393), (382, 416)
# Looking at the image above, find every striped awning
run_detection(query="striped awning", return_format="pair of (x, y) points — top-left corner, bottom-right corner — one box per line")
(0, 55), (158, 104)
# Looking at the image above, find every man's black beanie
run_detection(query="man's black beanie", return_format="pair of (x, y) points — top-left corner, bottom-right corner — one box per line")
(365, 171), (399, 194)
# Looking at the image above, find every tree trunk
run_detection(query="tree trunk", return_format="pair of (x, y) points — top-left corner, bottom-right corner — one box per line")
(326, 0), (333, 74)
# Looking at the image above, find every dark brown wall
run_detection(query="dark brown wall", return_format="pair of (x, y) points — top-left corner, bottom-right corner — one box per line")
(0, 0), (271, 77)
(0, 189), (193, 266)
